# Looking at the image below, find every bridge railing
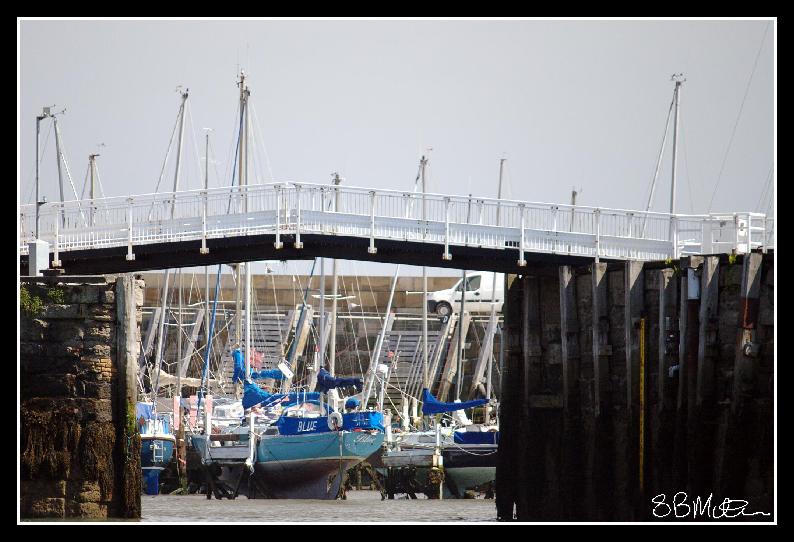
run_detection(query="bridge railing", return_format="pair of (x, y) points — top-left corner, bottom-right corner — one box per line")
(19, 182), (773, 262)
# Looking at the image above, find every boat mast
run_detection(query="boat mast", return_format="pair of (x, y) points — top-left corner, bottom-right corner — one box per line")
(152, 88), (189, 406)
(669, 74), (684, 216)
(456, 195), (474, 401)
(329, 173), (342, 377)
(485, 158), (505, 420)
(240, 73), (252, 381)
(669, 74), (685, 258)
(203, 128), (212, 377)
(35, 107), (48, 239)
(358, 159), (423, 408)
(421, 154), (429, 392)
(88, 152), (100, 226)
(312, 255), (325, 392)
(53, 115), (65, 225)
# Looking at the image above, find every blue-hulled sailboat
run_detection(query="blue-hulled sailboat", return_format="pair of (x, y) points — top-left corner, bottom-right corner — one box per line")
(136, 402), (176, 495)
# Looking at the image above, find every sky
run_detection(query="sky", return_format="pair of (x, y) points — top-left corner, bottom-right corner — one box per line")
(18, 18), (775, 277)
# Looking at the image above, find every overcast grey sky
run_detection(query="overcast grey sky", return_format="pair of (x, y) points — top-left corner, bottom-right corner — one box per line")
(18, 18), (775, 277)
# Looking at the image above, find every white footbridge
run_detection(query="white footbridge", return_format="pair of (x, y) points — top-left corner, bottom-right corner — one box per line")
(20, 182), (774, 267)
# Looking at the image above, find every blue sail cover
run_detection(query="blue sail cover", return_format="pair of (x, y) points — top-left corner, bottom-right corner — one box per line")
(315, 368), (363, 393)
(232, 349), (246, 383)
(420, 388), (488, 415)
(136, 402), (154, 420)
(251, 369), (285, 380)
(234, 350), (285, 381)
(242, 381), (322, 410)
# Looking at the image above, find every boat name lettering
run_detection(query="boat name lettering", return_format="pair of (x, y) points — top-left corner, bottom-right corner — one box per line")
(297, 420), (317, 432)
(354, 434), (375, 444)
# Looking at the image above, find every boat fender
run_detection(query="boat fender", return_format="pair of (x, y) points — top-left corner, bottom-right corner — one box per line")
(328, 412), (343, 431)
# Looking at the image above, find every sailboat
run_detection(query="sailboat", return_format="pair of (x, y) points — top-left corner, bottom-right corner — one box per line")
(377, 157), (504, 499)
(187, 71), (385, 500)
(136, 401), (176, 495)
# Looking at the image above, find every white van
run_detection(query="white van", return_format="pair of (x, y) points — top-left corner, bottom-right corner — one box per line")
(426, 271), (504, 317)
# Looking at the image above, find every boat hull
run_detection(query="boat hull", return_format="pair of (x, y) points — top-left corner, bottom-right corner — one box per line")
(442, 444), (497, 497)
(140, 435), (176, 495)
(140, 435), (175, 470)
(252, 431), (384, 499)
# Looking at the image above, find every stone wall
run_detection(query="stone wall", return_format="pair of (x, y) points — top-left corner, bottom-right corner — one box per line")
(140, 272), (459, 310)
(20, 275), (143, 519)
(497, 252), (774, 521)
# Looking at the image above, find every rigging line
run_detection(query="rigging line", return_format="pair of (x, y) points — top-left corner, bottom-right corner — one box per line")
(250, 103), (275, 183)
(149, 99), (182, 199)
(93, 160), (112, 225)
(25, 121), (55, 204)
(755, 166), (774, 212)
(247, 110), (263, 185)
(208, 138), (223, 190)
(642, 94), (675, 223)
(764, 168), (775, 215)
(79, 161), (90, 200)
(53, 121), (88, 227)
(186, 99), (205, 193)
(24, 122), (55, 204)
(680, 117), (695, 214)
(222, 102), (242, 188)
(347, 278), (368, 379)
(707, 21), (771, 212)
(353, 274), (372, 362)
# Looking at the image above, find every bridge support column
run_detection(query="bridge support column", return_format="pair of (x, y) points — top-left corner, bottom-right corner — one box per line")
(200, 190), (209, 254)
(27, 240), (49, 277)
(125, 198), (135, 261)
(274, 185), (283, 249)
(367, 190), (377, 254)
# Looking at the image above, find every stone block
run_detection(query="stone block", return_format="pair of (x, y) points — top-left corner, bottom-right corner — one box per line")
(85, 324), (113, 341)
(28, 497), (65, 518)
(78, 379), (113, 400)
(102, 289), (115, 304)
(21, 374), (77, 398)
(21, 479), (67, 498)
(88, 304), (114, 322)
(76, 501), (107, 518)
(47, 321), (86, 342)
(67, 285), (102, 305)
(20, 318), (48, 342)
(83, 341), (112, 358)
(42, 303), (84, 319)
(78, 481), (102, 503)
(20, 342), (45, 359)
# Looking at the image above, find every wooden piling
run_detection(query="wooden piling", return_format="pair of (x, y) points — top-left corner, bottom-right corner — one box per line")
(559, 265), (583, 519)
(652, 268), (677, 498)
(624, 261), (644, 518)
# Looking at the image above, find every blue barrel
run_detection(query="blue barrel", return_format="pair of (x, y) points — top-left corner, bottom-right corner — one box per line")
(142, 469), (161, 495)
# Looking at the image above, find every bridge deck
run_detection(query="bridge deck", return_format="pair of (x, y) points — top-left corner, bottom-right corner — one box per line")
(20, 182), (773, 274)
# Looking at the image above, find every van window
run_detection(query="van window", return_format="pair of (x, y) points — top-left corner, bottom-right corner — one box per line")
(455, 275), (482, 292)
(465, 276), (481, 291)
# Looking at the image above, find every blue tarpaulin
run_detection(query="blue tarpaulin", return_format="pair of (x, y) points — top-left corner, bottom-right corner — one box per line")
(454, 430), (499, 445)
(251, 368), (285, 380)
(232, 349), (246, 383)
(234, 350), (285, 382)
(242, 381), (322, 410)
(315, 368), (363, 393)
(136, 402), (154, 421)
(420, 388), (488, 415)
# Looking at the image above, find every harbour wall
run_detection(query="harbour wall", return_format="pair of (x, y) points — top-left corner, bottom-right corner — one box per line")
(20, 275), (144, 519)
(140, 272), (458, 310)
(496, 252), (774, 521)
